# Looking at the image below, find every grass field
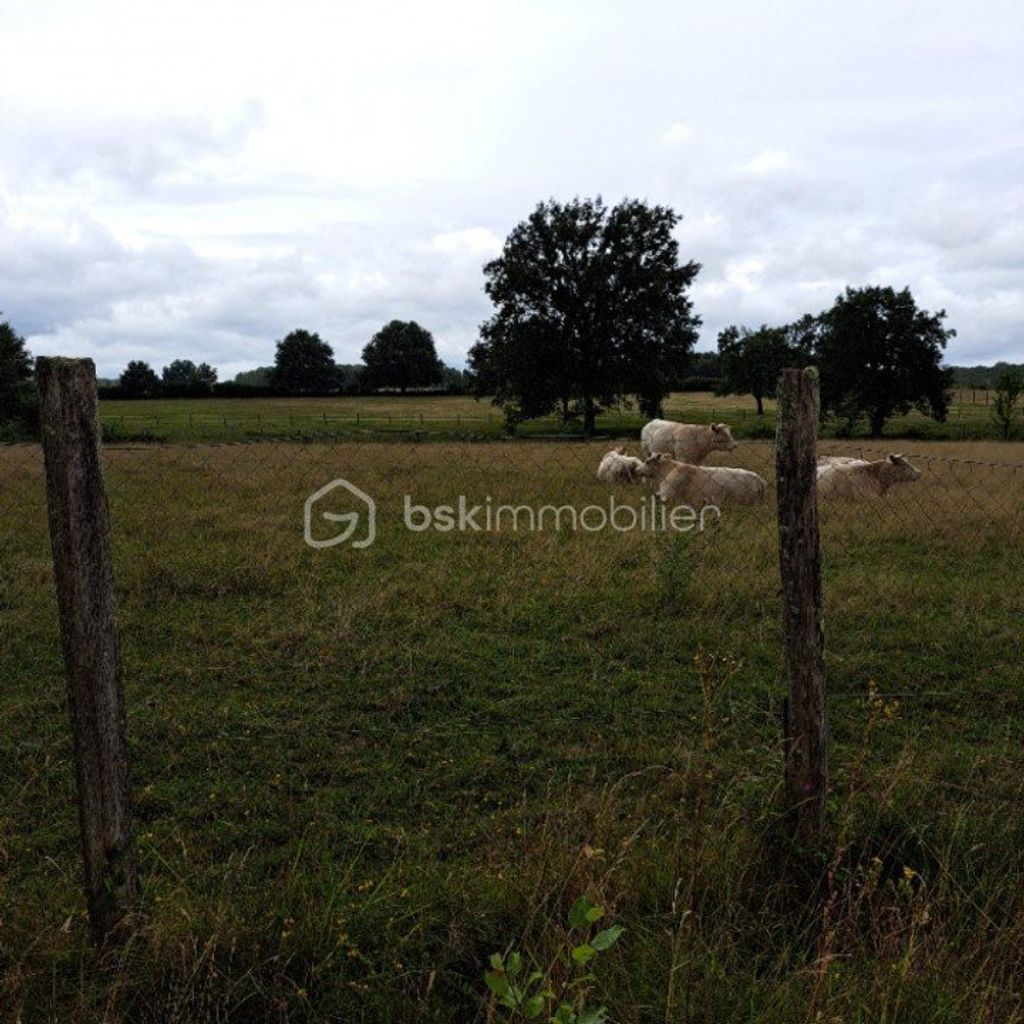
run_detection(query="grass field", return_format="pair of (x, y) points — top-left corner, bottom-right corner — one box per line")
(2, 437), (1024, 1021)
(96, 389), (1008, 443)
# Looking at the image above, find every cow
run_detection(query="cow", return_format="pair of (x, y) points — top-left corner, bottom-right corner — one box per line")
(640, 419), (737, 464)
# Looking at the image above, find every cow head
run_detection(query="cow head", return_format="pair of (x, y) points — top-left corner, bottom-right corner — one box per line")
(886, 453), (921, 482)
(637, 452), (674, 480)
(710, 422), (737, 451)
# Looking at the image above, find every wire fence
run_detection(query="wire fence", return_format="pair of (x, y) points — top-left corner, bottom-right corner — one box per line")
(3, 431), (1023, 731)
(5, 389), (1024, 1017)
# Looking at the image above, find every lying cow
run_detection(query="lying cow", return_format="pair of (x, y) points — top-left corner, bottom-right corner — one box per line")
(596, 446), (645, 484)
(640, 419), (737, 463)
(639, 452), (767, 506)
(816, 453), (921, 500)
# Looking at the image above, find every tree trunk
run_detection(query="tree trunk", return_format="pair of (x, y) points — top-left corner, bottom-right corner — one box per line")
(869, 412), (885, 437)
(582, 395), (596, 435)
(755, 393), (765, 416)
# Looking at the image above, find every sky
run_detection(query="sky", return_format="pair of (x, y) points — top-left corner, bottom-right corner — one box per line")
(1, 0), (1022, 379)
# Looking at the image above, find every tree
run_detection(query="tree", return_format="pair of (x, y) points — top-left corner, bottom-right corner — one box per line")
(119, 360), (161, 398)
(234, 366), (273, 387)
(0, 317), (35, 432)
(716, 323), (810, 415)
(469, 197), (701, 434)
(161, 360), (218, 392)
(361, 320), (443, 394)
(440, 363), (466, 394)
(814, 286), (954, 437)
(992, 368), (1024, 439)
(269, 329), (338, 393)
(195, 362), (217, 390)
(162, 359), (198, 387)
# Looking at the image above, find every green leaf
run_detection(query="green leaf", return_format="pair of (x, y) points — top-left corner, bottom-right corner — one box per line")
(552, 1003), (576, 1024)
(584, 905), (604, 924)
(485, 970), (511, 999)
(590, 925), (625, 951)
(571, 943), (596, 964)
(507, 951), (522, 978)
(579, 1008), (608, 1024)
(568, 896), (595, 930)
(489, 953), (504, 971)
(524, 994), (546, 1019)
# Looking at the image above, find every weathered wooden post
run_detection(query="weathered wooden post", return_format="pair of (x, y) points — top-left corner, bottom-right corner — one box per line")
(37, 357), (139, 944)
(775, 367), (827, 843)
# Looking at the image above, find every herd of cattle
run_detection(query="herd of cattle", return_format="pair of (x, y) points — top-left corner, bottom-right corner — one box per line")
(596, 418), (922, 506)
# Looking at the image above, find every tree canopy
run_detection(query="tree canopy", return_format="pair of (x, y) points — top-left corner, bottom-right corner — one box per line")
(814, 286), (954, 436)
(0, 317), (35, 430)
(716, 323), (809, 415)
(992, 367), (1024, 440)
(119, 360), (161, 398)
(269, 330), (338, 393)
(361, 320), (443, 393)
(469, 196), (701, 433)
(162, 359), (218, 392)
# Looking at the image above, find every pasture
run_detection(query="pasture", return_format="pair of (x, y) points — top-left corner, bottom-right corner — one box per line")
(96, 388), (1005, 442)
(2, 436), (1023, 1021)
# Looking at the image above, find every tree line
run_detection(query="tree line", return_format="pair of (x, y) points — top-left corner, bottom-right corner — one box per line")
(102, 321), (466, 399)
(2, 193), (1022, 440)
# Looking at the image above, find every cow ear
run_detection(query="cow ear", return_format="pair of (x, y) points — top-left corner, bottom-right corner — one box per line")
(617, 446), (626, 454)
(711, 422), (722, 433)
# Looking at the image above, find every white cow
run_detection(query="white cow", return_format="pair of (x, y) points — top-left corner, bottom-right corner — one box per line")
(640, 419), (737, 463)
(638, 452), (766, 506)
(596, 447), (645, 484)
(816, 454), (921, 500)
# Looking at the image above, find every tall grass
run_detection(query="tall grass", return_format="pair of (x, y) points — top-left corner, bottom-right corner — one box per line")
(1, 439), (1022, 1021)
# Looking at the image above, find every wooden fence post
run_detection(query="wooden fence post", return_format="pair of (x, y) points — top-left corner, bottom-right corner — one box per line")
(37, 357), (139, 943)
(775, 367), (827, 843)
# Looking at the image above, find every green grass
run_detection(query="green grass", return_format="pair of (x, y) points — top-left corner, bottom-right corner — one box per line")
(1, 438), (1023, 1021)
(95, 389), (1007, 443)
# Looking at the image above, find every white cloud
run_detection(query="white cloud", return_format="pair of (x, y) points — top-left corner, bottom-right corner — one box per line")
(741, 150), (793, 175)
(432, 228), (503, 255)
(662, 122), (694, 145)
(1, 0), (1022, 372)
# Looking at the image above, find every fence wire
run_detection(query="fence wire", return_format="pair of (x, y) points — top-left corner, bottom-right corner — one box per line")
(3, 434), (1022, 727)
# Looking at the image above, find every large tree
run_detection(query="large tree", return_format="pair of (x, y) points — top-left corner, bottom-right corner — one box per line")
(469, 197), (701, 434)
(814, 286), (954, 437)
(361, 320), (443, 393)
(0, 317), (35, 428)
(119, 360), (161, 397)
(162, 359), (218, 392)
(716, 322), (810, 415)
(269, 329), (338, 393)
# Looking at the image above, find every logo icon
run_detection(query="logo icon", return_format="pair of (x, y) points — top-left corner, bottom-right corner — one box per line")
(304, 478), (376, 549)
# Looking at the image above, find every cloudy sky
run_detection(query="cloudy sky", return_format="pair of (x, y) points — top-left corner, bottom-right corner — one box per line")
(1, 0), (1022, 379)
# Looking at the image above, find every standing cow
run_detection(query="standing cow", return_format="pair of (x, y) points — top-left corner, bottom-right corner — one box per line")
(641, 419), (737, 463)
